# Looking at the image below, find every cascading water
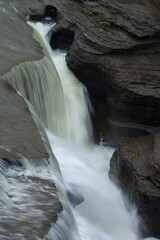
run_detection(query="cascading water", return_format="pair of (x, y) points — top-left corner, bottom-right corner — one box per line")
(28, 22), (93, 148)
(29, 22), (160, 240)
(2, 26), (68, 139)
(0, 7), (159, 240)
(22, 21), (157, 240)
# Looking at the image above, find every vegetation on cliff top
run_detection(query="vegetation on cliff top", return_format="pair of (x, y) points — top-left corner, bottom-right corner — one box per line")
(81, 6), (112, 28)
(82, 6), (93, 16)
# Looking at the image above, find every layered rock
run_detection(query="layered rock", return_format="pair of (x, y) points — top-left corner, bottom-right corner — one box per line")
(109, 127), (160, 238)
(31, 0), (160, 145)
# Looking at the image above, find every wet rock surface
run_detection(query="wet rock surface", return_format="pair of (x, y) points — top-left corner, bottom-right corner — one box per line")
(67, 184), (84, 207)
(0, 163), (62, 240)
(0, 79), (48, 160)
(0, 1), (43, 76)
(31, 0), (160, 145)
(109, 127), (160, 238)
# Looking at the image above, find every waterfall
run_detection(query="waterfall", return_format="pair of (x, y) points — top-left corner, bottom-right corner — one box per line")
(26, 22), (140, 240)
(0, 13), (159, 240)
(30, 22), (159, 240)
(2, 21), (92, 147)
(0, 6), (80, 239)
(2, 27), (68, 140)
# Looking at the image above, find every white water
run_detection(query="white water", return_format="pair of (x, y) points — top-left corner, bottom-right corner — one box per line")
(30, 22), (146, 240)
(48, 133), (138, 240)
(28, 22), (93, 148)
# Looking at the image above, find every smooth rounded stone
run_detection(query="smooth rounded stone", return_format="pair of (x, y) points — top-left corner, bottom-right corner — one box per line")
(39, 0), (160, 145)
(0, 79), (48, 160)
(67, 184), (84, 207)
(0, 1), (44, 76)
(109, 127), (160, 238)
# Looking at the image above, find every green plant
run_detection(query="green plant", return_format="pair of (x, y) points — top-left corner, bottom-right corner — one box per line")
(82, 7), (93, 16)
(95, 17), (111, 27)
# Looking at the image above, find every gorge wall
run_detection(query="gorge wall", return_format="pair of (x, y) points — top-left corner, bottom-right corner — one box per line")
(30, 0), (160, 145)
(109, 127), (160, 238)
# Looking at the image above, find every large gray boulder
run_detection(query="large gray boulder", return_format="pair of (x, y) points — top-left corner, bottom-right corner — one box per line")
(0, 79), (48, 160)
(0, 2), (43, 76)
(109, 127), (160, 238)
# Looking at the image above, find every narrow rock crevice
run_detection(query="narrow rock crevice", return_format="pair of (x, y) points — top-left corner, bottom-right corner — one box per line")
(50, 29), (75, 51)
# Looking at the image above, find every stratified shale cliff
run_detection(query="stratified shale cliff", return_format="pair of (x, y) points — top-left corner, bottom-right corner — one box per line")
(30, 0), (160, 145)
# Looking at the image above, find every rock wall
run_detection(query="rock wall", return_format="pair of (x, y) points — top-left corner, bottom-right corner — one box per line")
(34, 0), (160, 145)
(109, 128), (160, 238)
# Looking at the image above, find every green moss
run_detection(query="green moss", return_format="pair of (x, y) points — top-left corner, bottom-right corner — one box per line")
(82, 7), (94, 16)
(95, 17), (111, 27)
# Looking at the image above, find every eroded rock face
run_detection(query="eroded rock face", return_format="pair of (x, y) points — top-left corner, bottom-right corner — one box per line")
(109, 128), (160, 238)
(32, 0), (160, 145)
(50, 29), (75, 51)
(0, 79), (48, 160)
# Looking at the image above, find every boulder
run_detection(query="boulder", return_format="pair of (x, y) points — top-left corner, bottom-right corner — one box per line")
(0, 2), (43, 76)
(36, 0), (160, 145)
(67, 184), (84, 207)
(0, 2), (50, 160)
(109, 127), (160, 238)
(0, 79), (48, 160)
